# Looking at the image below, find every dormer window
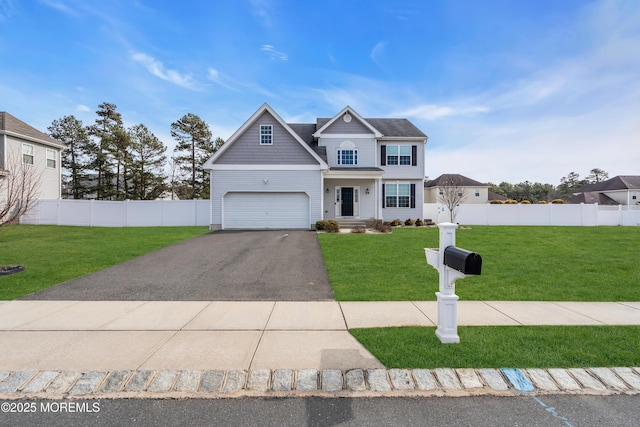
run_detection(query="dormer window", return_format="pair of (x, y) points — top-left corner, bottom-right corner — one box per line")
(337, 141), (358, 165)
(260, 125), (273, 145)
(337, 149), (357, 165)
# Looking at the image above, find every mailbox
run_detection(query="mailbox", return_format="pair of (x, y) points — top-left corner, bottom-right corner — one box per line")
(443, 246), (482, 275)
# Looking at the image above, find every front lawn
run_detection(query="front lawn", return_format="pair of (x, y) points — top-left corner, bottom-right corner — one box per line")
(0, 225), (210, 300)
(350, 326), (640, 368)
(318, 226), (640, 301)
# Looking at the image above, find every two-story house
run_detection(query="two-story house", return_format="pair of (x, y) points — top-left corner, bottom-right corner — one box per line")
(1, 112), (63, 200)
(203, 104), (428, 230)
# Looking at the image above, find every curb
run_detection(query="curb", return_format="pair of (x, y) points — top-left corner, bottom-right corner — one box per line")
(1, 367), (639, 399)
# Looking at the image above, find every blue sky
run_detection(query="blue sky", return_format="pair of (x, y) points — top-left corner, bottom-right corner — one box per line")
(1, 0), (638, 184)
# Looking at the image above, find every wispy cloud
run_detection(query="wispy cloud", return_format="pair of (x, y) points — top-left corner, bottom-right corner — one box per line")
(370, 41), (387, 66)
(76, 104), (91, 112)
(207, 67), (277, 98)
(131, 52), (197, 89)
(261, 44), (287, 61)
(250, 0), (273, 28)
(39, 0), (78, 16)
(400, 104), (490, 120)
(0, 0), (16, 20)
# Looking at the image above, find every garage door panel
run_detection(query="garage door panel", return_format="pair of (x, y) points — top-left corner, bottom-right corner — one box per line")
(224, 192), (309, 229)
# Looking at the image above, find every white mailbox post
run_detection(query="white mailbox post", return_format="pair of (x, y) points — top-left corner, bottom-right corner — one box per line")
(425, 222), (482, 344)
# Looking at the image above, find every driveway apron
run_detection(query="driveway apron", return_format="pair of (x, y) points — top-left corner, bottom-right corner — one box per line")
(21, 231), (335, 301)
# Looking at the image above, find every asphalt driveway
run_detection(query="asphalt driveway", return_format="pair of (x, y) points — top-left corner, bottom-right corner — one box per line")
(21, 230), (335, 301)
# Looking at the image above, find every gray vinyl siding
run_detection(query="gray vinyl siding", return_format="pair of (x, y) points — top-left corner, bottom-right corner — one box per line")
(210, 169), (322, 228)
(216, 111), (318, 165)
(323, 179), (377, 219)
(379, 140), (426, 180)
(323, 117), (372, 134)
(380, 179), (425, 222)
(319, 137), (376, 167)
(5, 135), (61, 199)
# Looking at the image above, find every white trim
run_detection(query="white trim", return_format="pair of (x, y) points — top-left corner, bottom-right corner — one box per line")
(203, 103), (328, 170)
(323, 170), (383, 180)
(317, 133), (375, 139)
(379, 136), (427, 142)
(211, 164), (322, 171)
(313, 106), (383, 138)
(0, 130), (65, 149)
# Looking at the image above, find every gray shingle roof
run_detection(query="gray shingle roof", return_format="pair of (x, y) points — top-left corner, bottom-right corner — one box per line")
(578, 176), (640, 192)
(315, 117), (426, 138)
(0, 112), (63, 147)
(424, 174), (487, 188)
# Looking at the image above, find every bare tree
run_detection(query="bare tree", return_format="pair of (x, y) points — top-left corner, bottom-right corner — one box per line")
(0, 153), (43, 228)
(438, 175), (467, 223)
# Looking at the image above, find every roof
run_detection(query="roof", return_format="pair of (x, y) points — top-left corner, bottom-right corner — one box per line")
(566, 192), (620, 205)
(578, 176), (640, 192)
(316, 117), (426, 138)
(424, 174), (487, 188)
(0, 112), (63, 148)
(488, 190), (508, 201)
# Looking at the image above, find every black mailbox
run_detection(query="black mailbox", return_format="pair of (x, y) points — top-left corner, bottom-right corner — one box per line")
(443, 246), (482, 275)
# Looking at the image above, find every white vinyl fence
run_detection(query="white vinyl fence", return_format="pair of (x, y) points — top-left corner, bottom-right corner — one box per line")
(423, 203), (640, 226)
(20, 199), (210, 227)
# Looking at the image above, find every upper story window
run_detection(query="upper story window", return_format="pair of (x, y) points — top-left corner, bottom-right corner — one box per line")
(475, 188), (480, 197)
(260, 125), (273, 145)
(381, 145), (417, 166)
(22, 143), (34, 165)
(337, 149), (358, 165)
(46, 149), (57, 168)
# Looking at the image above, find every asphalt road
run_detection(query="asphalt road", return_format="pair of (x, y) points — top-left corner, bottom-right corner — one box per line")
(21, 230), (334, 301)
(2, 395), (639, 427)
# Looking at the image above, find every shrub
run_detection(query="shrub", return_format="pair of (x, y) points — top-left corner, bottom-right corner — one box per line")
(538, 200), (548, 204)
(379, 224), (393, 233)
(552, 199), (565, 204)
(404, 218), (415, 226)
(520, 199), (531, 204)
(351, 225), (367, 234)
(325, 219), (340, 233)
(426, 220), (436, 226)
(366, 218), (382, 230)
(415, 218), (424, 226)
(390, 219), (401, 226)
(316, 219), (340, 232)
(490, 200), (505, 204)
(505, 199), (518, 204)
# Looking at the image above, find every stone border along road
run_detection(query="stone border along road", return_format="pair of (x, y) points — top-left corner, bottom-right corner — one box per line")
(1, 367), (639, 399)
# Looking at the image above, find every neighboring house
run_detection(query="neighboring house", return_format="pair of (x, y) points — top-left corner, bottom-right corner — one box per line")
(568, 176), (640, 205)
(203, 104), (428, 230)
(424, 174), (490, 204)
(0, 112), (63, 199)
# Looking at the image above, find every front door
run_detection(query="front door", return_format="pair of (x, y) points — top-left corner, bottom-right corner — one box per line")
(341, 187), (354, 216)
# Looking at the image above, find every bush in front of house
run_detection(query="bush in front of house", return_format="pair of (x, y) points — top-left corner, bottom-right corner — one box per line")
(404, 218), (415, 226)
(316, 219), (340, 232)
(415, 218), (424, 226)
(520, 199), (531, 204)
(390, 219), (401, 226)
(351, 225), (367, 234)
(505, 199), (518, 204)
(490, 200), (505, 204)
(552, 199), (565, 204)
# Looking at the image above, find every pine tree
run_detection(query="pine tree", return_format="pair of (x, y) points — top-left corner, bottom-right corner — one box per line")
(87, 102), (122, 200)
(48, 115), (92, 199)
(128, 124), (167, 200)
(170, 113), (213, 199)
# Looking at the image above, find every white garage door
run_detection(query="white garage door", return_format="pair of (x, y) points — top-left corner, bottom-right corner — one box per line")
(223, 192), (310, 229)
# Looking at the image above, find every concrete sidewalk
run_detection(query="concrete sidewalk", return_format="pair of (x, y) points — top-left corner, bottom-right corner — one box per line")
(0, 300), (639, 372)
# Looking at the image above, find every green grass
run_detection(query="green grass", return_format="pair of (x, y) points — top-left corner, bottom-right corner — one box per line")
(318, 226), (640, 301)
(350, 326), (640, 368)
(0, 225), (210, 300)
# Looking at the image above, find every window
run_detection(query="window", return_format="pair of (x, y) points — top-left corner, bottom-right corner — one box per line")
(475, 188), (480, 197)
(22, 143), (34, 165)
(46, 149), (57, 168)
(337, 149), (358, 165)
(260, 125), (273, 145)
(385, 183), (411, 208)
(633, 192), (637, 200)
(382, 145), (415, 166)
